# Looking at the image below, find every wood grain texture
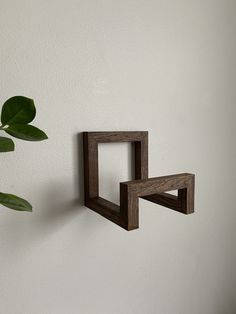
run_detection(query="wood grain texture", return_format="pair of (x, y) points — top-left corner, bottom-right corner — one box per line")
(83, 131), (195, 231)
(121, 173), (195, 230)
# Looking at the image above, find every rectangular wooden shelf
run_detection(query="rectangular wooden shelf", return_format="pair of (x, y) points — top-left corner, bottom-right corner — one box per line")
(83, 131), (195, 231)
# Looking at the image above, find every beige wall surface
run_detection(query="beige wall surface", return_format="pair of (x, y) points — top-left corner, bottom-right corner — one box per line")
(0, 1), (236, 313)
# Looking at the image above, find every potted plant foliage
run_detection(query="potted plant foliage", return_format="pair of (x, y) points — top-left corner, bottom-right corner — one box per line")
(0, 96), (47, 211)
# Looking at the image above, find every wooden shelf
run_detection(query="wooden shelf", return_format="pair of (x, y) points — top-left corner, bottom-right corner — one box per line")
(83, 131), (195, 231)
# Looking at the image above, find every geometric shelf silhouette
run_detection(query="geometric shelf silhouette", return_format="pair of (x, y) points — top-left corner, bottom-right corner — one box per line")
(83, 131), (195, 231)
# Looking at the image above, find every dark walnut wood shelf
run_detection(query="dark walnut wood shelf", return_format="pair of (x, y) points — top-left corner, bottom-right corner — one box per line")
(83, 131), (195, 231)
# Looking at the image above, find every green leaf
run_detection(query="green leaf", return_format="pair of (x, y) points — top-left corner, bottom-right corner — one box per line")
(5, 124), (48, 141)
(0, 192), (32, 211)
(0, 136), (14, 152)
(1, 96), (36, 125)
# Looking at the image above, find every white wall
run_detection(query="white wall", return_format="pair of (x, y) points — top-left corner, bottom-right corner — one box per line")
(1, 1), (236, 313)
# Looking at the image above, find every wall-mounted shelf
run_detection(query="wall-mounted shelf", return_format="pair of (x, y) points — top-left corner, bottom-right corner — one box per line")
(83, 131), (195, 231)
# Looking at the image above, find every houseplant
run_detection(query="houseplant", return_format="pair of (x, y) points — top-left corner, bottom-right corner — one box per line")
(0, 96), (48, 211)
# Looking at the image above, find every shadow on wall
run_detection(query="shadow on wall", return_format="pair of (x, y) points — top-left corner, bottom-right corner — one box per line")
(1, 133), (88, 253)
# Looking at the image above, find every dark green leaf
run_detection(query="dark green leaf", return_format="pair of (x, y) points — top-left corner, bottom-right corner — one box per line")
(0, 136), (14, 152)
(1, 96), (36, 125)
(0, 192), (32, 211)
(5, 124), (48, 141)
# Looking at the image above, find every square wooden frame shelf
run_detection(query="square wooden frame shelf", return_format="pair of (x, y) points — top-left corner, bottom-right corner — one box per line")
(83, 131), (195, 231)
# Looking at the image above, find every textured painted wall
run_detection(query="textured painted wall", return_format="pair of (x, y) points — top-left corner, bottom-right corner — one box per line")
(0, 1), (236, 313)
